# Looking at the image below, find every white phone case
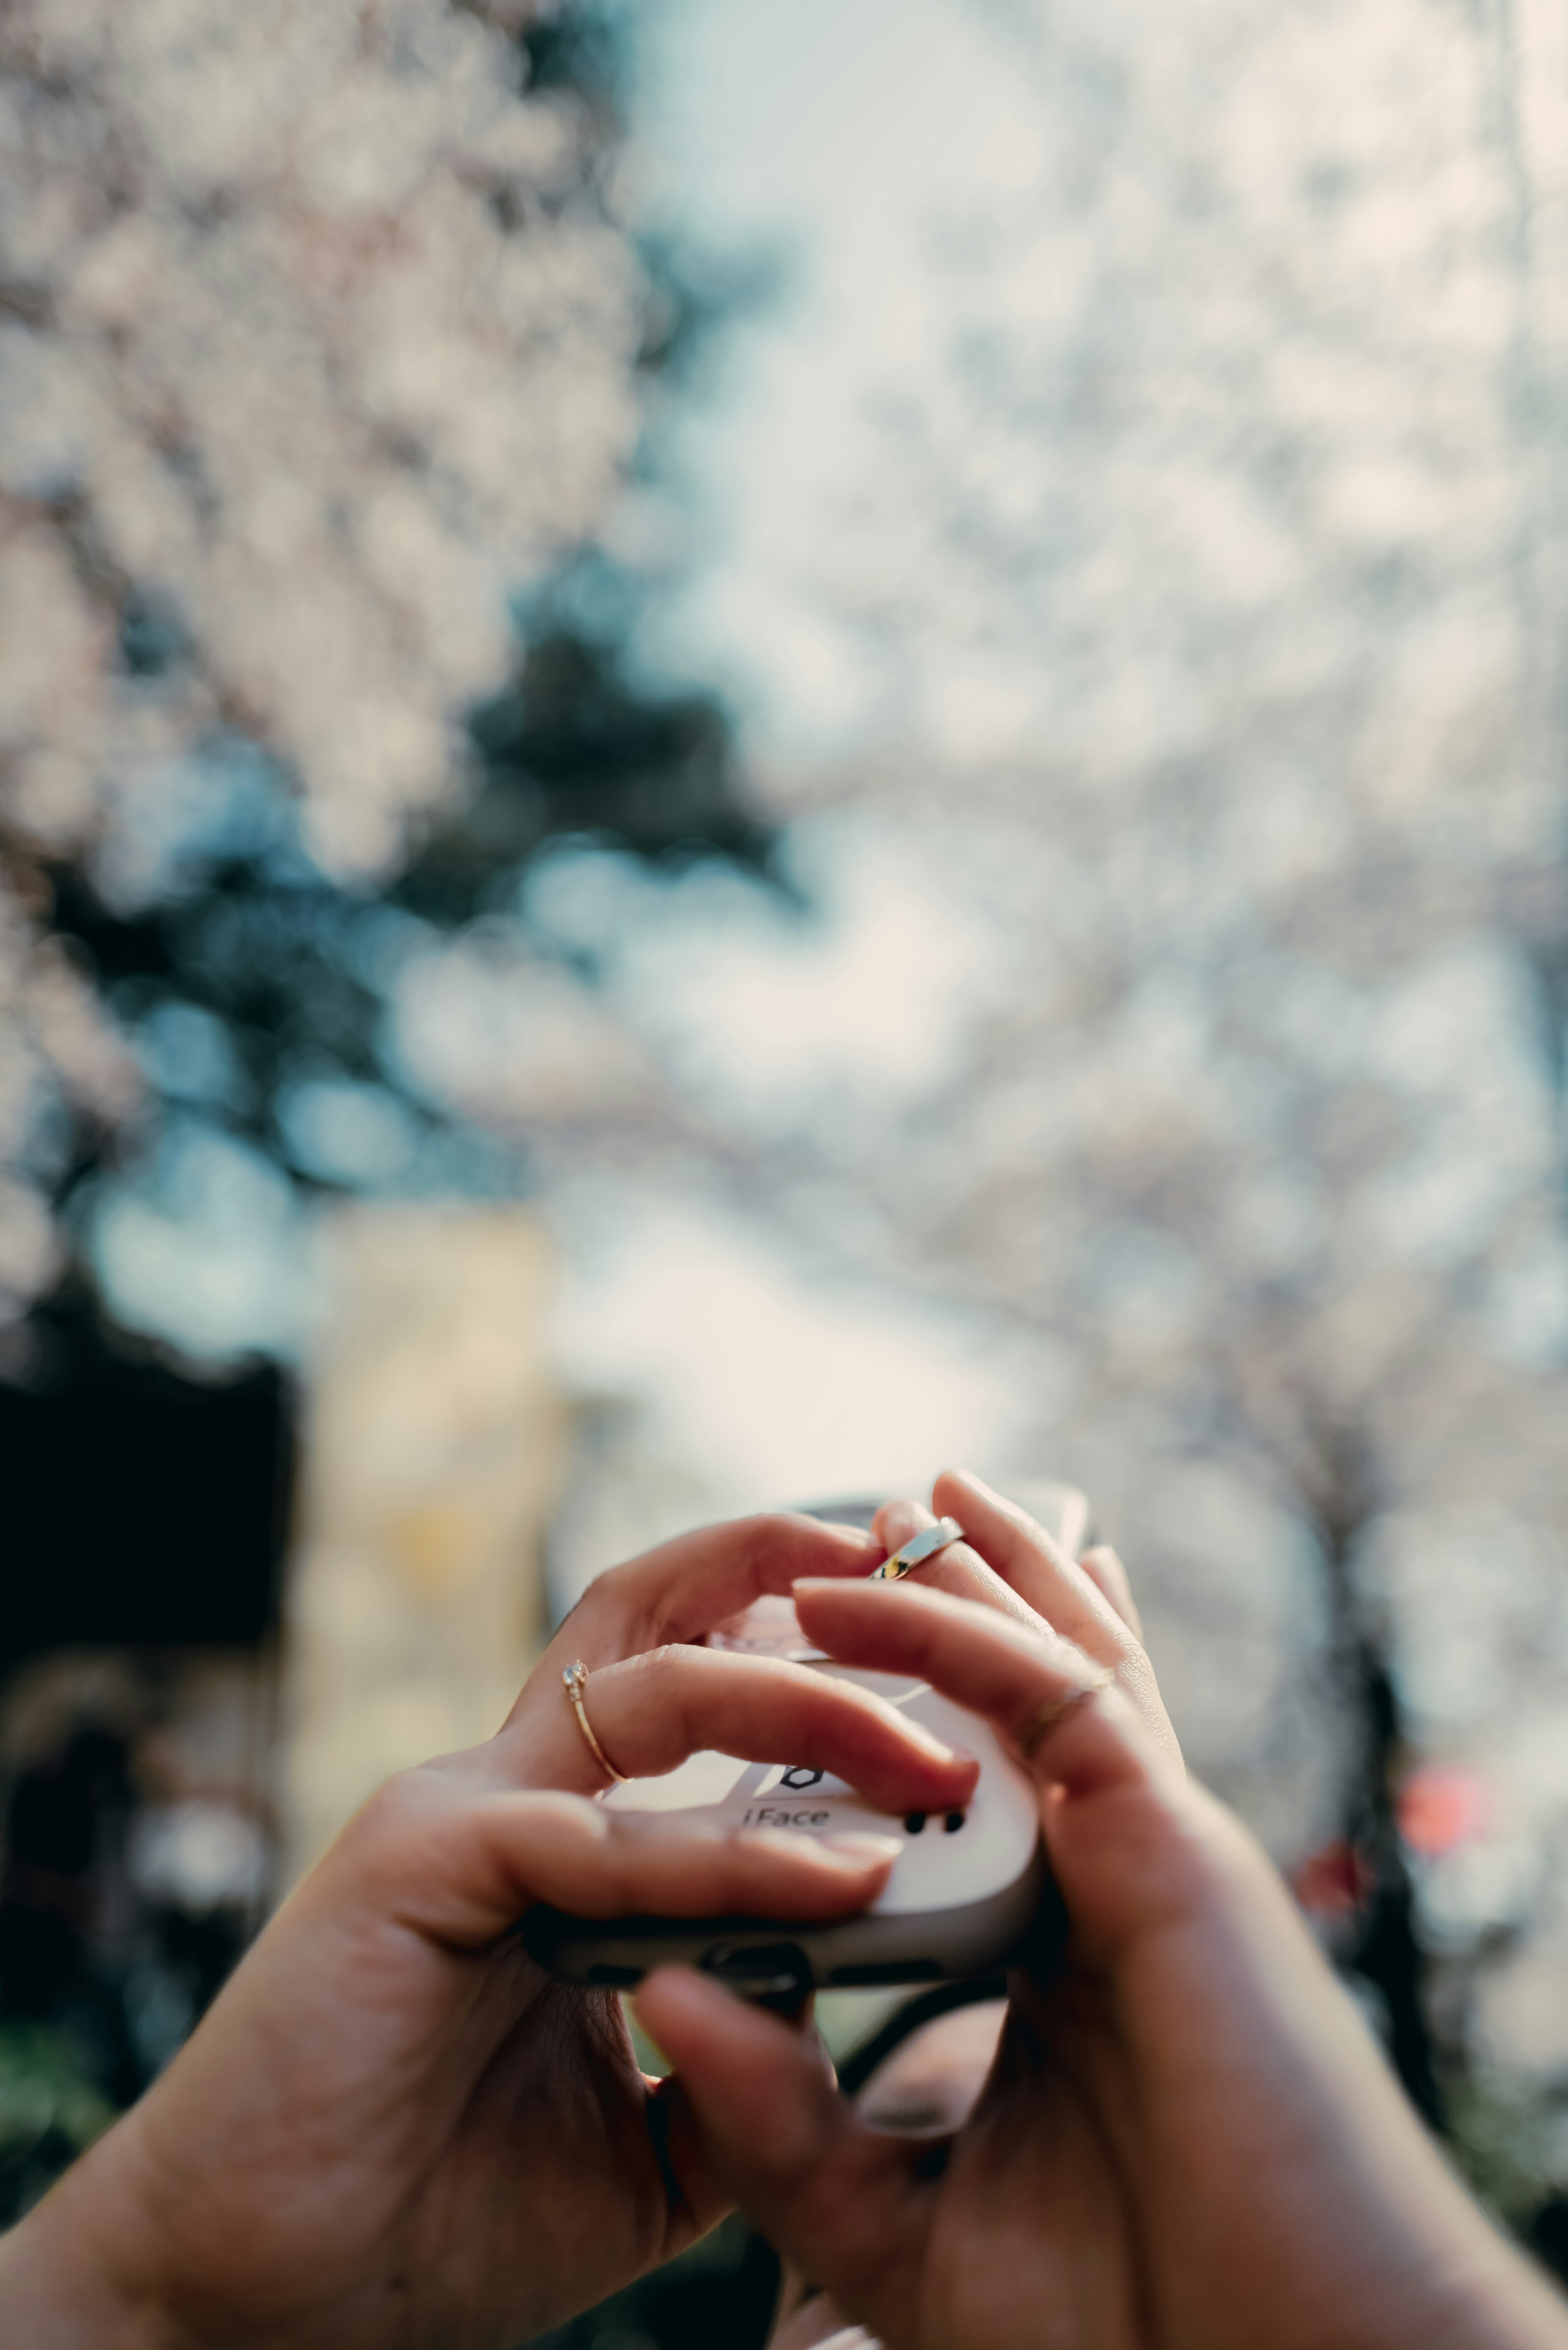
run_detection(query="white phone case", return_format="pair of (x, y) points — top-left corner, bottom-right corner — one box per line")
(523, 1663), (1058, 1993)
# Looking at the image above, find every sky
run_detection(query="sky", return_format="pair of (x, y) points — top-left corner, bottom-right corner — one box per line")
(548, 0), (1060, 1534)
(628, 0), (1040, 751)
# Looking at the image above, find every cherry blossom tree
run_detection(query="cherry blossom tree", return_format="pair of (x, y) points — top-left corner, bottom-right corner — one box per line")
(0, 0), (660, 1330)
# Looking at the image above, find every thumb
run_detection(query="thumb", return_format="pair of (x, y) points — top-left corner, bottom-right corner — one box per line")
(635, 1968), (931, 2338)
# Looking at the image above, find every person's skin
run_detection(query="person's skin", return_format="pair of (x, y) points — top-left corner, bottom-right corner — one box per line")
(0, 1512), (979, 2350)
(0, 1474), (1119, 2350)
(871, 1471), (1177, 1777)
(761, 1466), (1156, 2350)
(641, 1577), (1568, 2350)
(768, 1998), (1009, 2350)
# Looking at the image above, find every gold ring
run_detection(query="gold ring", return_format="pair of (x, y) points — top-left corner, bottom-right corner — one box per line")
(563, 1659), (627, 1785)
(1016, 1666), (1114, 1764)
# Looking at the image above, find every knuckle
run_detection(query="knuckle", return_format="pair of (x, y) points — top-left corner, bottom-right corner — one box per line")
(753, 1508), (806, 1537)
(746, 1509), (815, 1562)
(625, 1640), (686, 1679)
(815, 1673), (876, 1724)
(359, 1768), (426, 1830)
(592, 1556), (637, 1610)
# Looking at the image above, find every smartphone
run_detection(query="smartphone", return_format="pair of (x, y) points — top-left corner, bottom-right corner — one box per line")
(522, 1486), (1085, 1997)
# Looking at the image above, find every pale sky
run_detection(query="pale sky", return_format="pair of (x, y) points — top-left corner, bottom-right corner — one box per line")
(630, 0), (1040, 751)
(533, 1), (1061, 1537)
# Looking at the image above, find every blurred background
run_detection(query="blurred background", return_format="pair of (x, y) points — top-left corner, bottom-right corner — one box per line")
(2, 0), (1568, 2328)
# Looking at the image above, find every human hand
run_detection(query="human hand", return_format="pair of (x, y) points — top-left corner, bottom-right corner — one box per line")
(0, 1516), (976, 2350)
(641, 1577), (1568, 2350)
(867, 1468), (1178, 1764)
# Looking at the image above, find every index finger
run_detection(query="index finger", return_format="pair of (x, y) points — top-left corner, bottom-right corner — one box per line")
(871, 1497), (1055, 1637)
(932, 1469), (1129, 1652)
(533, 1513), (884, 1683)
(932, 1474), (1175, 1760)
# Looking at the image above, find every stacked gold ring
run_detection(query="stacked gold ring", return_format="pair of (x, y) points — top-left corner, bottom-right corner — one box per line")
(1016, 1666), (1115, 1763)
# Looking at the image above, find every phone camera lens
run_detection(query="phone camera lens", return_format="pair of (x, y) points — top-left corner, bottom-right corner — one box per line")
(904, 1811), (927, 1834)
(944, 1811), (965, 1833)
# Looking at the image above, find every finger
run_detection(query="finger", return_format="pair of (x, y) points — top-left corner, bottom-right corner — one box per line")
(1010, 1479), (1092, 1558)
(795, 1579), (1218, 1991)
(523, 1514), (884, 1697)
(346, 1782), (908, 1949)
(791, 1576), (1161, 1800)
(636, 1966), (929, 2340)
(870, 1495), (924, 1553)
(1079, 1543), (1143, 1643)
(508, 1644), (979, 1810)
(871, 1496), (1055, 1637)
(646, 1987), (842, 2250)
(933, 1472), (1176, 1759)
(932, 1468), (1129, 1652)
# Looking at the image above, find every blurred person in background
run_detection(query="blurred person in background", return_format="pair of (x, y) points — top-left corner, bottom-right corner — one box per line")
(0, 1476), (1564, 2350)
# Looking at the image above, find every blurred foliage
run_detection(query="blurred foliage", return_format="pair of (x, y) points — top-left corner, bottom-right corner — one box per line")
(1445, 2068), (1564, 2232)
(0, 0), (777, 1367)
(522, 2215), (778, 2350)
(417, 610), (775, 922)
(0, 2022), (114, 2221)
(519, 1), (624, 111)
(40, 598), (768, 1180)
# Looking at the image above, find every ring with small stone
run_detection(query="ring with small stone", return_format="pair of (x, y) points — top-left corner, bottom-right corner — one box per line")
(563, 1659), (628, 1785)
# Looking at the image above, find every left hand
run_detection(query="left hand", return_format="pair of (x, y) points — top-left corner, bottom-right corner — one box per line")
(0, 1514), (976, 2350)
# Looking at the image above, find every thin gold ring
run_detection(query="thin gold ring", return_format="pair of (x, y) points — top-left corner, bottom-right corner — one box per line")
(1016, 1666), (1114, 1764)
(563, 1659), (627, 1785)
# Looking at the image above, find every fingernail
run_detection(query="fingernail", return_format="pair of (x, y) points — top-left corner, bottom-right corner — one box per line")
(820, 1832), (904, 1863)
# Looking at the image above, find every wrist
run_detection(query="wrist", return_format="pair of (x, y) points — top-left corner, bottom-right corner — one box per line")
(0, 2123), (187, 2349)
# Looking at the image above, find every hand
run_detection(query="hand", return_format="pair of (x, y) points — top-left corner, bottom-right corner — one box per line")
(641, 1577), (1568, 2350)
(867, 1468), (1178, 1765)
(0, 1516), (976, 2350)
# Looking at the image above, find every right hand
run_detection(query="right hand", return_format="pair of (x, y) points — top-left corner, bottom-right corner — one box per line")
(641, 1577), (1568, 2350)
(866, 1468), (1180, 1767)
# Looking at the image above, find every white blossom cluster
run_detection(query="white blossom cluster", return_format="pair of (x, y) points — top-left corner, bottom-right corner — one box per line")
(0, 0), (646, 1318)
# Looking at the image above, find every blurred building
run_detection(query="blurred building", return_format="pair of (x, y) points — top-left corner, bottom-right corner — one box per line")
(0, 1197), (564, 2215)
(283, 1206), (566, 1879)
(0, 1353), (287, 2212)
